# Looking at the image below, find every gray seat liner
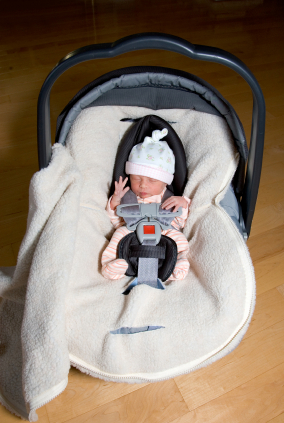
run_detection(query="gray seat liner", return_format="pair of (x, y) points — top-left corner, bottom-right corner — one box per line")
(88, 86), (222, 117)
(220, 184), (242, 235)
(58, 72), (248, 162)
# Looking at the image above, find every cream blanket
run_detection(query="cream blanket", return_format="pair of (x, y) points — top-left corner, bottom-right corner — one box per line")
(0, 106), (255, 421)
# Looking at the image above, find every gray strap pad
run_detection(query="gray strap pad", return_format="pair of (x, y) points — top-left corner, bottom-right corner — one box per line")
(130, 245), (166, 259)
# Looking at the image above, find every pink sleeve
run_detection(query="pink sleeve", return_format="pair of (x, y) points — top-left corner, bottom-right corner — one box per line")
(171, 196), (191, 230)
(167, 251), (190, 280)
(106, 196), (125, 229)
(101, 226), (129, 279)
(165, 230), (190, 281)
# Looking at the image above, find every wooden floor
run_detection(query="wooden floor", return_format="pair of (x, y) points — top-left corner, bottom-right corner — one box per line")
(1, 0), (284, 421)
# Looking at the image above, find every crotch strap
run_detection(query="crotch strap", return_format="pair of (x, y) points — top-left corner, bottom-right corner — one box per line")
(137, 240), (161, 287)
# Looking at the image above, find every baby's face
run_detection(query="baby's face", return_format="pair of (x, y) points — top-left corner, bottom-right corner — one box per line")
(130, 175), (166, 199)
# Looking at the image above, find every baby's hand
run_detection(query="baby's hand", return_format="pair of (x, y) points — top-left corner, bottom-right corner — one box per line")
(162, 196), (188, 212)
(110, 176), (130, 210)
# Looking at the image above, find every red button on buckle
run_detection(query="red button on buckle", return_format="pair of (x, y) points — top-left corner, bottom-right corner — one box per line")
(143, 225), (155, 234)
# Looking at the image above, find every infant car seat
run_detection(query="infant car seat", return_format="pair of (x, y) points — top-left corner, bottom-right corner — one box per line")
(37, 33), (265, 379)
(0, 33), (265, 421)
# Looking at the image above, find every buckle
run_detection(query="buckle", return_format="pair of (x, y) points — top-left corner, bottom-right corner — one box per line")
(136, 220), (161, 244)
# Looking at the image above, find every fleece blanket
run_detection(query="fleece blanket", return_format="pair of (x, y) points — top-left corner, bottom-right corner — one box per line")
(0, 106), (255, 421)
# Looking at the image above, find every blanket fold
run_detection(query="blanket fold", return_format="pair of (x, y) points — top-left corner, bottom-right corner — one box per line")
(1, 144), (83, 420)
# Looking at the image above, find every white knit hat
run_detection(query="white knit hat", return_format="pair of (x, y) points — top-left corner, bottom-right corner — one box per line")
(125, 128), (175, 184)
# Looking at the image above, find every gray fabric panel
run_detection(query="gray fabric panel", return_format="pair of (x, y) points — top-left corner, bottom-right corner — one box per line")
(137, 240), (159, 287)
(110, 326), (164, 334)
(119, 204), (141, 230)
(137, 258), (158, 284)
(87, 87), (222, 117)
(120, 190), (141, 229)
(58, 72), (247, 160)
(220, 184), (243, 235)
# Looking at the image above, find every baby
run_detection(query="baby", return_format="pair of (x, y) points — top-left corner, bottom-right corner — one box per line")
(101, 128), (190, 281)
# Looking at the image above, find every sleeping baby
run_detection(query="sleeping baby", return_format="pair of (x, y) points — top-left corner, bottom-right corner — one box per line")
(101, 128), (190, 281)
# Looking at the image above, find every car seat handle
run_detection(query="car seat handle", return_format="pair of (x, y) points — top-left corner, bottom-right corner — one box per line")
(38, 32), (265, 237)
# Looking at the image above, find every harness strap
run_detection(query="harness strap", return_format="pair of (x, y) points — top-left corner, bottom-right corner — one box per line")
(120, 188), (177, 292)
(120, 188), (177, 230)
(120, 190), (140, 228)
(130, 245), (166, 259)
(137, 240), (160, 288)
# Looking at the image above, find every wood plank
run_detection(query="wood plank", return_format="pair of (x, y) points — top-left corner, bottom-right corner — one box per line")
(0, 244), (16, 266)
(171, 363), (284, 423)
(0, 214), (28, 249)
(46, 368), (149, 423)
(263, 142), (284, 163)
(258, 162), (284, 188)
(244, 288), (284, 339)
(0, 145), (37, 172)
(247, 225), (284, 263)
(0, 404), (49, 423)
(277, 284), (284, 298)
(256, 177), (284, 209)
(0, 169), (32, 208)
(267, 413), (284, 423)
(59, 379), (188, 423)
(253, 250), (284, 295)
(263, 126), (284, 142)
(175, 319), (284, 411)
(11, 241), (22, 262)
(251, 199), (284, 237)
(36, 405), (49, 419)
